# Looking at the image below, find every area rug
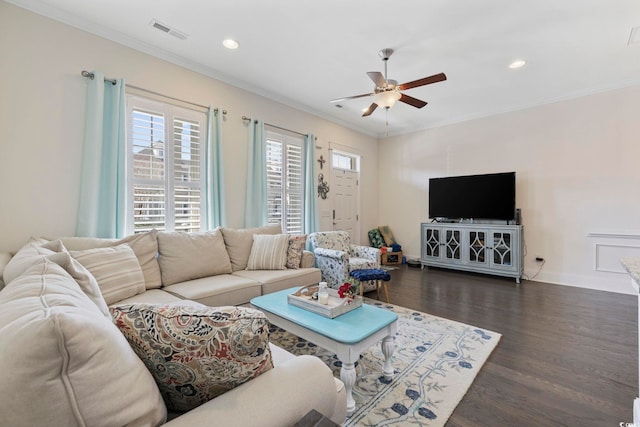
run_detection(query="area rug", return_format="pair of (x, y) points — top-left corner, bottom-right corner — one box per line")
(268, 300), (501, 426)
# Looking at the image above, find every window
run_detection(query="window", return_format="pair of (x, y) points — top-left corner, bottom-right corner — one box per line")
(126, 95), (207, 234)
(266, 129), (304, 234)
(332, 151), (357, 171)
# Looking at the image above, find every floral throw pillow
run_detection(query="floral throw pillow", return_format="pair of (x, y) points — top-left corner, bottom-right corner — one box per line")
(368, 229), (385, 248)
(110, 304), (274, 412)
(286, 234), (307, 269)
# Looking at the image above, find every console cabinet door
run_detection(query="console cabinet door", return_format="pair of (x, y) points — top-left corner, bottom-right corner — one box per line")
(422, 226), (441, 260)
(466, 229), (489, 267)
(443, 227), (463, 263)
(489, 230), (516, 270)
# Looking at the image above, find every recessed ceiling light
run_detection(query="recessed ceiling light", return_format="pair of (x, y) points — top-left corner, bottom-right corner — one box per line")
(509, 60), (527, 69)
(222, 39), (239, 49)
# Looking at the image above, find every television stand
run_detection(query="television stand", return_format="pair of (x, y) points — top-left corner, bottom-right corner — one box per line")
(420, 222), (523, 283)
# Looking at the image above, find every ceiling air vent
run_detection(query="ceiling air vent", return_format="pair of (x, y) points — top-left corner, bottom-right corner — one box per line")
(150, 19), (188, 40)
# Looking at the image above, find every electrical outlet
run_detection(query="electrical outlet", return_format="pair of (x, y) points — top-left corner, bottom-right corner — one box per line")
(535, 257), (544, 262)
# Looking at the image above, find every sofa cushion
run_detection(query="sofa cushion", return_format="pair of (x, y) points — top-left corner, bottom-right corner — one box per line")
(234, 268), (322, 295)
(70, 244), (146, 305)
(2, 237), (58, 284)
(0, 259), (166, 427)
(246, 234), (289, 270)
(0, 251), (12, 290)
(158, 228), (232, 286)
(46, 251), (111, 317)
(57, 230), (163, 290)
(286, 234), (307, 269)
(221, 224), (282, 272)
(113, 288), (186, 306)
(163, 274), (262, 307)
(110, 304), (274, 412)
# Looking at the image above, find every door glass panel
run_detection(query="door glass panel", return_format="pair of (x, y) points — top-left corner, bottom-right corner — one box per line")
(426, 229), (440, 257)
(493, 232), (512, 265)
(445, 230), (461, 260)
(469, 231), (486, 263)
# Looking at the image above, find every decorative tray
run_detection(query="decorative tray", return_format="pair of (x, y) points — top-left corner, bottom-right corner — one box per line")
(287, 285), (362, 318)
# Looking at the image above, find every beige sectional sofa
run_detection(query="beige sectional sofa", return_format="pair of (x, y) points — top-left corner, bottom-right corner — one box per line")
(0, 225), (347, 426)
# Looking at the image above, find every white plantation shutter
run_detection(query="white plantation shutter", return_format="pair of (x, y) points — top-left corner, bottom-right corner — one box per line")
(285, 143), (303, 234)
(265, 129), (304, 234)
(173, 118), (202, 231)
(127, 95), (206, 234)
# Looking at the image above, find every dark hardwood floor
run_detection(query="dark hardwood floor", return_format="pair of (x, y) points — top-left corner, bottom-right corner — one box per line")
(363, 265), (637, 426)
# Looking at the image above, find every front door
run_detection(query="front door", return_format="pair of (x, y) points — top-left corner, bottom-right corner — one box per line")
(331, 152), (359, 243)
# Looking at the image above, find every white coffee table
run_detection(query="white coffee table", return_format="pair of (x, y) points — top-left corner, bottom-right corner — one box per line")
(251, 287), (398, 415)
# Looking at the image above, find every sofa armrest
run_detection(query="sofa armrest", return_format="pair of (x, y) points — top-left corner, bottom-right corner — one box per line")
(350, 244), (381, 264)
(163, 355), (346, 427)
(300, 250), (315, 269)
(313, 247), (347, 262)
(0, 251), (13, 290)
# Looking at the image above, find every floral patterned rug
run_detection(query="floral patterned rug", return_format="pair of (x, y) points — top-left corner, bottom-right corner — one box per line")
(268, 299), (501, 426)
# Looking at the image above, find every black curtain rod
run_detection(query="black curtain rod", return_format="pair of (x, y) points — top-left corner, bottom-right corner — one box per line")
(80, 70), (226, 114)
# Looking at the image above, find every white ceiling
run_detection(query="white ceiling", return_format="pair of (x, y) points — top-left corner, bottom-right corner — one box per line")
(9, 0), (640, 137)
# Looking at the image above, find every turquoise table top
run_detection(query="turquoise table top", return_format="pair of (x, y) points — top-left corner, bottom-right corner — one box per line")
(251, 287), (398, 344)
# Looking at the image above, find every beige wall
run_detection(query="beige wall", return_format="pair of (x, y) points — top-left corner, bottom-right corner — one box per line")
(0, 2), (379, 251)
(378, 85), (640, 294)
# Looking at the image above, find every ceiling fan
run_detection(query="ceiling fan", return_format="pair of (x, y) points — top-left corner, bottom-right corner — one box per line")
(331, 48), (447, 117)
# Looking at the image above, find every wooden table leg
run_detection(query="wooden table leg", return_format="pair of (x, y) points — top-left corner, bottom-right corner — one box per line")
(383, 281), (389, 303)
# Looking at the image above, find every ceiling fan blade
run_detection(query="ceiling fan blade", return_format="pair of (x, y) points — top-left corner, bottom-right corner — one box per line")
(399, 93), (428, 109)
(367, 71), (387, 87)
(330, 93), (372, 103)
(362, 103), (378, 117)
(398, 73), (447, 91)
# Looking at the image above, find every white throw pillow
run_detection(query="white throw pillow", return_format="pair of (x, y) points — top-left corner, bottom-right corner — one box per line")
(70, 244), (146, 305)
(246, 234), (289, 270)
(0, 259), (166, 427)
(221, 225), (282, 271)
(157, 228), (233, 286)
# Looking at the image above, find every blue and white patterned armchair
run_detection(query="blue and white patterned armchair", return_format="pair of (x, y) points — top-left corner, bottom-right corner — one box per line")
(308, 231), (380, 292)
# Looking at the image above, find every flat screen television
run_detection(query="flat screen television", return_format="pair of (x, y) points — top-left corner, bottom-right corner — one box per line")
(428, 172), (516, 221)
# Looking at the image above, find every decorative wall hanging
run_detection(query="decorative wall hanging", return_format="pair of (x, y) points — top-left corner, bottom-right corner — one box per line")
(317, 155), (326, 170)
(317, 173), (329, 199)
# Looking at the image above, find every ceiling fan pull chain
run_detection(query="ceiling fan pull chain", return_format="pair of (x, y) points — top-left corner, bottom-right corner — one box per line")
(385, 108), (389, 136)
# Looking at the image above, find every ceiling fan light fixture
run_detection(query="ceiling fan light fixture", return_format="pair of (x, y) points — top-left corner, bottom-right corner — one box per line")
(373, 91), (401, 108)
(222, 38), (239, 49)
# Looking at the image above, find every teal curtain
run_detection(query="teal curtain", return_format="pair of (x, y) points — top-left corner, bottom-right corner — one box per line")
(244, 118), (267, 227)
(304, 134), (319, 235)
(76, 71), (126, 238)
(204, 107), (226, 229)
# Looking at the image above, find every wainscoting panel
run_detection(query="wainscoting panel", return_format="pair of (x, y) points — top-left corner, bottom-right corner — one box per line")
(595, 244), (640, 274)
(588, 231), (640, 274)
